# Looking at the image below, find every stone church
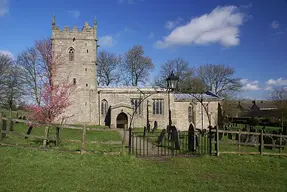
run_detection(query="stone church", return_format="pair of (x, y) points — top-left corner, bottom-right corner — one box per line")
(51, 17), (221, 130)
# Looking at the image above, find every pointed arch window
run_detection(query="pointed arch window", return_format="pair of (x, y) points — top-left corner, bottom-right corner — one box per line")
(101, 99), (109, 115)
(68, 47), (75, 61)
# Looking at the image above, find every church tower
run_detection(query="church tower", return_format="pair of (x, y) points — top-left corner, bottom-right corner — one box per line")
(51, 16), (99, 124)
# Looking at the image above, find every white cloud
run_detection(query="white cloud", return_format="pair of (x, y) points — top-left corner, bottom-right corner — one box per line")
(148, 32), (154, 39)
(0, 0), (9, 16)
(98, 35), (115, 47)
(68, 10), (80, 19)
(155, 6), (246, 49)
(240, 79), (261, 91)
(270, 21), (280, 29)
(266, 78), (287, 86)
(0, 50), (13, 58)
(165, 17), (183, 30)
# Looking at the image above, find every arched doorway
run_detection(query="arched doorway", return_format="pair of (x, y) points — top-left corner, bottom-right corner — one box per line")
(116, 112), (128, 129)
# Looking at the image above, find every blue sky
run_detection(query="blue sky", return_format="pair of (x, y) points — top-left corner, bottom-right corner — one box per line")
(0, 0), (287, 99)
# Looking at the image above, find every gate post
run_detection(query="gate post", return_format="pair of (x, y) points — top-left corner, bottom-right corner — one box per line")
(128, 127), (132, 154)
(216, 126), (219, 156)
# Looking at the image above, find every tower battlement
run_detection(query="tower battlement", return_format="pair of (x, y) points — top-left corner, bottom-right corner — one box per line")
(52, 16), (97, 40)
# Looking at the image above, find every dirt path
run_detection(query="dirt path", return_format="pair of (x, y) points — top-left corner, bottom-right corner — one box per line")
(118, 130), (173, 156)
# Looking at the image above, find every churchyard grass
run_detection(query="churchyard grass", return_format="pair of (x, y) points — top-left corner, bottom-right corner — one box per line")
(1, 122), (122, 153)
(1, 146), (287, 192)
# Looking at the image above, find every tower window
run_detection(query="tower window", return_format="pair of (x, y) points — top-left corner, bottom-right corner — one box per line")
(68, 47), (75, 61)
(73, 37), (76, 42)
(85, 68), (87, 71)
(87, 49), (89, 53)
(86, 84), (88, 87)
(73, 78), (76, 85)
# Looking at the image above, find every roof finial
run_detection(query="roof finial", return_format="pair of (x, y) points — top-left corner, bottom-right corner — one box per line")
(94, 16), (97, 27)
(52, 15), (56, 26)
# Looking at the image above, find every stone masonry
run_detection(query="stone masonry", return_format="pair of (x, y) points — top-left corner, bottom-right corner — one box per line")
(51, 17), (221, 130)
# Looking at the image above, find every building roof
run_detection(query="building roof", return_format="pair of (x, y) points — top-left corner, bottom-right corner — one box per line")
(255, 101), (277, 110)
(174, 92), (220, 101)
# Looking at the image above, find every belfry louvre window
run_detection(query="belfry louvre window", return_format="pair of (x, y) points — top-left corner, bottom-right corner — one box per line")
(152, 99), (163, 115)
(68, 47), (75, 61)
(131, 98), (142, 114)
(101, 99), (109, 115)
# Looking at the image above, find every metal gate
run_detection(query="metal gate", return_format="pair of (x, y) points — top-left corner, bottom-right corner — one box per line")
(128, 129), (215, 157)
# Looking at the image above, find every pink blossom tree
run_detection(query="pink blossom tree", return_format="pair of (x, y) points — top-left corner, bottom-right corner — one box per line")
(24, 38), (74, 124)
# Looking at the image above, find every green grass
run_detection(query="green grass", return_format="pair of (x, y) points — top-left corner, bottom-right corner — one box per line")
(1, 146), (287, 192)
(1, 122), (123, 153)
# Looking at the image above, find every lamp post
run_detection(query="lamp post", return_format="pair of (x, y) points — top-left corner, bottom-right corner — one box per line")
(166, 71), (179, 126)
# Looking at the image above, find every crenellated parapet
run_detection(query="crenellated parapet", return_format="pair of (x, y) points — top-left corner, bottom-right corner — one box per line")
(51, 16), (98, 40)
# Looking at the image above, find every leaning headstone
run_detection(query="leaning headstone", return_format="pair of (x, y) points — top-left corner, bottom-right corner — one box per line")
(151, 121), (158, 133)
(188, 124), (197, 152)
(25, 122), (33, 139)
(23, 116), (26, 120)
(157, 129), (166, 145)
(147, 123), (151, 132)
(171, 126), (180, 150)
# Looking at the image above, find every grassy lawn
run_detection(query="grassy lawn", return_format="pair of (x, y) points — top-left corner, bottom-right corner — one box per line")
(1, 146), (287, 192)
(1, 122), (123, 153)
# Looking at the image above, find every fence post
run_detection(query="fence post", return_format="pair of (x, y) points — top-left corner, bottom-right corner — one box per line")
(279, 132), (282, 154)
(122, 125), (127, 153)
(56, 127), (60, 146)
(128, 127), (132, 155)
(209, 127), (212, 155)
(260, 130), (263, 155)
(43, 126), (49, 148)
(1, 116), (7, 140)
(9, 118), (14, 132)
(81, 124), (87, 155)
(216, 126), (219, 156)
(238, 131), (241, 153)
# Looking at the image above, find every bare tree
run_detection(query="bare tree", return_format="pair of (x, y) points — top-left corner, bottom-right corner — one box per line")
(0, 65), (25, 118)
(0, 53), (13, 101)
(121, 45), (154, 86)
(268, 88), (287, 129)
(155, 58), (194, 87)
(17, 47), (42, 106)
(97, 51), (121, 86)
(197, 64), (242, 97)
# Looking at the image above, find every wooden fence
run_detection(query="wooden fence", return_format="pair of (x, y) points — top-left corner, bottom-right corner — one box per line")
(0, 116), (123, 155)
(212, 128), (287, 156)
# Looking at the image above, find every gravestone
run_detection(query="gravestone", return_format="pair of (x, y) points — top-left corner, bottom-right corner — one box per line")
(188, 124), (197, 152)
(171, 126), (180, 150)
(147, 123), (151, 132)
(25, 122), (33, 139)
(151, 121), (158, 133)
(157, 129), (166, 145)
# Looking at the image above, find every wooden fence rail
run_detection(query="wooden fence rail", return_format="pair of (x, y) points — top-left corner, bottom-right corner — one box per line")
(212, 129), (287, 157)
(0, 117), (123, 155)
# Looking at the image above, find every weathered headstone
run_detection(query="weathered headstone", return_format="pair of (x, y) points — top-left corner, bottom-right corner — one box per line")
(147, 123), (151, 132)
(151, 121), (158, 133)
(171, 126), (180, 150)
(188, 124), (197, 152)
(25, 122), (33, 139)
(157, 129), (166, 145)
